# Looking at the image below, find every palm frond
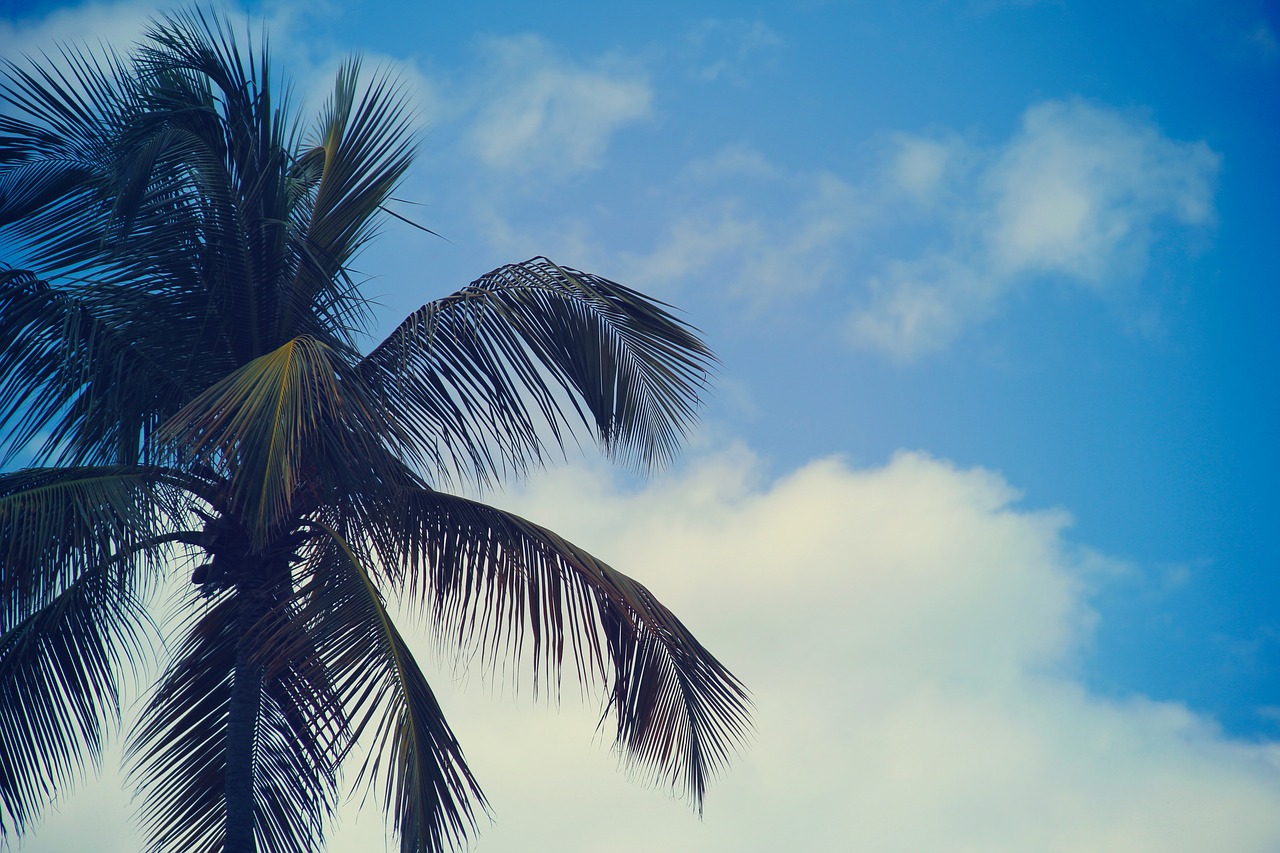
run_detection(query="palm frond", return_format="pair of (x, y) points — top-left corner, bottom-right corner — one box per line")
(283, 60), (415, 345)
(275, 522), (485, 853)
(0, 557), (152, 836)
(158, 335), (398, 543)
(0, 463), (198, 835)
(0, 42), (135, 270)
(361, 486), (750, 811)
(0, 465), (201, 628)
(127, 590), (342, 853)
(132, 8), (297, 362)
(359, 258), (715, 487)
(0, 267), (226, 466)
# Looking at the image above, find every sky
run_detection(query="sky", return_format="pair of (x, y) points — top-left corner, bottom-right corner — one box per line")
(2, 0), (1279, 850)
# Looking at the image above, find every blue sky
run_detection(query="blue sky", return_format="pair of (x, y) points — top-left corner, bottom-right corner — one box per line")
(3, 0), (1279, 850)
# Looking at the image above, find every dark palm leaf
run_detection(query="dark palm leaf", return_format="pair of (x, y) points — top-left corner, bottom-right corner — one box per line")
(284, 60), (415, 346)
(128, 591), (343, 853)
(359, 258), (714, 486)
(0, 267), (208, 467)
(0, 465), (201, 625)
(0, 559), (152, 836)
(273, 523), (485, 853)
(359, 486), (751, 810)
(0, 464), (198, 834)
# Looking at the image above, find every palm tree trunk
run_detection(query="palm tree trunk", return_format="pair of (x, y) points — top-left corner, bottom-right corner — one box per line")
(225, 590), (264, 853)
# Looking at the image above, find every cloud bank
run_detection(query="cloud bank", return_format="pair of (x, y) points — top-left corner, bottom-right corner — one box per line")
(338, 446), (1279, 852)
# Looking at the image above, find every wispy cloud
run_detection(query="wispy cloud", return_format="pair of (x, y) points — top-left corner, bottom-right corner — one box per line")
(0, 0), (159, 56)
(847, 98), (1220, 359)
(681, 19), (784, 84)
(614, 150), (868, 307)
(464, 35), (652, 177)
(985, 99), (1217, 280)
(467, 96), (1217, 359)
(1245, 22), (1280, 64)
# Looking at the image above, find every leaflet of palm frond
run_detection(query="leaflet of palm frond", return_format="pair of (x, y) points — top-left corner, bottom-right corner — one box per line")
(127, 591), (343, 853)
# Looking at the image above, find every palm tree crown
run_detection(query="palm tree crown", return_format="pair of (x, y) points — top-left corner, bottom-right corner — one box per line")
(0, 10), (749, 853)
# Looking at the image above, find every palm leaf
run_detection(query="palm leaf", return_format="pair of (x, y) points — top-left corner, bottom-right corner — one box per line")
(0, 464), (199, 834)
(282, 60), (414, 345)
(0, 267), (195, 466)
(158, 335), (398, 543)
(272, 521), (485, 853)
(361, 486), (750, 810)
(0, 557), (152, 836)
(0, 42), (135, 270)
(0, 465), (201, 626)
(127, 590), (342, 853)
(359, 258), (714, 486)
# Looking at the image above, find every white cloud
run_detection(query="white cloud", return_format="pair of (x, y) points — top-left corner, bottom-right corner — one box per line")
(846, 253), (995, 359)
(888, 133), (963, 202)
(986, 99), (1218, 282)
(0, 0), (160, 56)
(476, 98), (1216, 359)
(365, 446), (1280, 853)
(847, 98), (1220, 359)
(19, 444), (1280, 851)
(465, 35), (653, 177)
(468, 146), (867, 307)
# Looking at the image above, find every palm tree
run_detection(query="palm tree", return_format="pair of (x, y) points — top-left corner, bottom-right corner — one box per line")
(0, 10), (749, 853)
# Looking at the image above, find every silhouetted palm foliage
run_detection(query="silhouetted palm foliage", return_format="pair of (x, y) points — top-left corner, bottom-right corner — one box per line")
(0, 10), (749, 853)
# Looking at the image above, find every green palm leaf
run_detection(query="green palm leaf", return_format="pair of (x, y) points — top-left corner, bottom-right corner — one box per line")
(0, 465), (200, 622)
(0, 558), (152, 836)
(0, 465), (199, 833)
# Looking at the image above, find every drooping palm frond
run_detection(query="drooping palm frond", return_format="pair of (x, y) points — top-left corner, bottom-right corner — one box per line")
(359, 258), (715, 486)
(0, 465), (201, 624)
(127, 595), (236, 853)
(357, 486), (751, 811)
(0, 267), (219, 467)
(127, 591), (344, 853)
(0, 558), (152, 836)
(0, 43), (137, 274)
(0, 464), (199, 835)
(273, 523), (485, 853)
